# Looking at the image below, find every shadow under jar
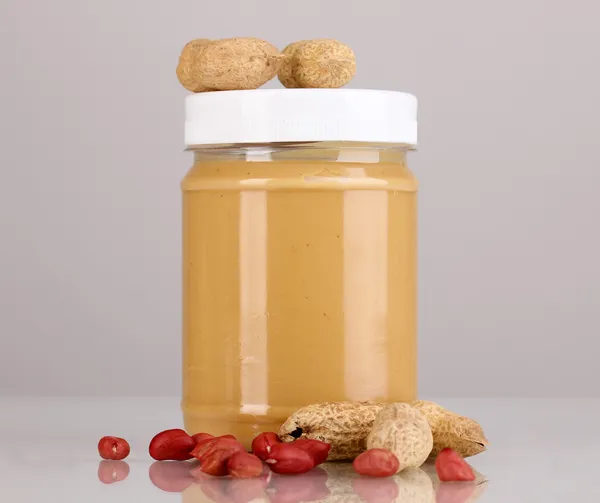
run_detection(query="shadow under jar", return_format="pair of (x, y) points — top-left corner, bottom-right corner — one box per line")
(181, 89), (418, 448)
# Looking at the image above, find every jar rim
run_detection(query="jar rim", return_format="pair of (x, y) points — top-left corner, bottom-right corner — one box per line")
(185, 141), (416, 152)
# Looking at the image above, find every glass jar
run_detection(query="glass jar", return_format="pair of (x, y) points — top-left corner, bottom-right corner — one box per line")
(181, 90), (418, 448)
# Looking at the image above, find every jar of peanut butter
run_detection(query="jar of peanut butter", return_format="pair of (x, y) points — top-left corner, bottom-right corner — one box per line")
(181, 89), (418, 448)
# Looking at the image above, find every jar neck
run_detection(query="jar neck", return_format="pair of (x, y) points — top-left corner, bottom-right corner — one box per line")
(189, 142), (413, 165)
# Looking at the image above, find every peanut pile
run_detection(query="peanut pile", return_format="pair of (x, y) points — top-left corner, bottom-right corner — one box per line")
(98, 400), (486, 483)
(176, 37), (356, 92)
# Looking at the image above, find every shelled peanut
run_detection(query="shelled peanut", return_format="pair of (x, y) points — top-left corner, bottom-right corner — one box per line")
(353, 448), (400, 477)
(98, 436), (130, 460)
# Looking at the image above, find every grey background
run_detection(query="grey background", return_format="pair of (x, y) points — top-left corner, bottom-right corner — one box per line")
(1, 0), (598, 397)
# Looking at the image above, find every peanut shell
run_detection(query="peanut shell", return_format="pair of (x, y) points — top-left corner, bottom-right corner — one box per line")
(277, 40), (307, 88)
(176, 39), (212, 92)
(176, 37), (282, 92)
(278, 401), (384, 461)
(412, 400), (489, 458)
(367, 403), (433, 471)
(278, 39), (356, 88)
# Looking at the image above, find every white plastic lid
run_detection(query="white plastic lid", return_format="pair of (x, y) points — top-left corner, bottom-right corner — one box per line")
(184, 89), (417, 147)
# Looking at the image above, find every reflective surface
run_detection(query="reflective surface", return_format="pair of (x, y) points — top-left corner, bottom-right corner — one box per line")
(0, 397), (597, 502)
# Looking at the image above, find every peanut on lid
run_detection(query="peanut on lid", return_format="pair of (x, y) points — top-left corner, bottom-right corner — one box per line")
(184, 89), (418, 147)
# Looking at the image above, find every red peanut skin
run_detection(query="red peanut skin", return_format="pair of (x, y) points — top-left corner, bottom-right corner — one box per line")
(191, 437), (217, 460)
(200, 445), (246, 477)
(98, 436), (130, 460)
(149, 429), (195, 461)
(148, 461), (195, 493)
(97, 460), (130, 484)
(227, 452), (264, 478)
(353, 477), (400, 503)
(435, 448), (475, 482)
(265, 443), (315, 475)
(191, 437), (245, 462)
(353, 449), (400, 477)
(291, 438), (331, 465)
(192, 433), (235, 443)
(251, 432), (282, 461)
(200, 450), (234, 477)
(191, 432), (214, 444)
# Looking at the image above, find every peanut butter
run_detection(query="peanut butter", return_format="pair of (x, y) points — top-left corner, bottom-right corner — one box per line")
(181, 146), (417, 448)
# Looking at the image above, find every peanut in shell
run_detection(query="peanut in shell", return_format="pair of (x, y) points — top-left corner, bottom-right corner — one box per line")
(278, 39), (356, 88)
(278, 401), (384, 461)
(176, 37), (283, 92)
(412, 400), (489, 458)
(367, 403), (433, 471)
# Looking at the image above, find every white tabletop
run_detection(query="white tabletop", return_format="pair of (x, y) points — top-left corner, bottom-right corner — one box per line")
(0, 397), (595, 502)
